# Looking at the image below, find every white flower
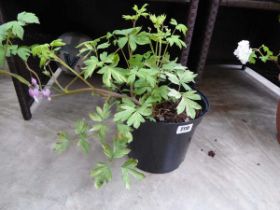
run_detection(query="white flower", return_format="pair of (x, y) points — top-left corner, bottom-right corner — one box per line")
(234, 40), (252, 64)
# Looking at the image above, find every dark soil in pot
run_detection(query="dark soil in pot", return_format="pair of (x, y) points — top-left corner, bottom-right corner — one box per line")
(129, 91), (209, 173)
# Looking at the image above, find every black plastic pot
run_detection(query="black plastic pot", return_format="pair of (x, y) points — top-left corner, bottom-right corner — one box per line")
(129, 91), (209, 173)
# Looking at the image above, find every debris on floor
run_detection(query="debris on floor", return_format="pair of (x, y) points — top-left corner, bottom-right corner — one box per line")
(208, 150), (216, 158)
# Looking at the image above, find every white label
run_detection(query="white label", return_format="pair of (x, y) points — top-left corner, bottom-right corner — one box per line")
(176, 124), (193, 134)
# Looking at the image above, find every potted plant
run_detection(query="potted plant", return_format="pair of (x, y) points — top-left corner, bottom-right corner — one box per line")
(0, 4), (209, 188)
(234, 40), (280, 143)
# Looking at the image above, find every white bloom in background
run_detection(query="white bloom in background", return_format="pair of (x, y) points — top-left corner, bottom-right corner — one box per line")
(234, 40), (252, 64)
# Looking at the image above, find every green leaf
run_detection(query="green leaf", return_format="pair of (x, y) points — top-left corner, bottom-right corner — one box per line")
(150, 85), (169, 102)
(98, 66), (127, 87)
(114, 105), (136, 122)
(166, 35), (186, 49)
(136, 68), (158, 87)
(121, 159), (145, 189)
(168, 88), (181, 99)
(83, 56), (99, 79)
(165, 72), (180, 85)
(50, 39), (65, 47)
(78, 139), (91, 154)
(127, 112), (145, 129)
(10, 21), (24, 39)
(17, 12), (39, 25)
(249, 51), (257, 64)
(91, 123), (108, 143)
(117, 37), (128, 48)
(97, 42), (111, 50)
(135, 32), (150, 45)
(17, 46), (30, 61)
(176, 24), (188, 35)
(116, 123), (133, 143)
(170, 18), (178, 26)
(112, 139), (130, 158)
(74, 120), (89, 135)
(5, 45), (18, 57)
(177, 91), (202, 119)
(53, 132), (70, 154)
(91, 163), (112, 189)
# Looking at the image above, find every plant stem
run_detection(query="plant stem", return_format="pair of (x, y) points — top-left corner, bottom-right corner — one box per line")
(54, 55), (94, 88)
(52, 87), (141, 105)
(25, 62), (42, 89)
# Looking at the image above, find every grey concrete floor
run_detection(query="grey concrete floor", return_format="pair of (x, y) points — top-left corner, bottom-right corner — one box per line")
(0, 66), (280, 210)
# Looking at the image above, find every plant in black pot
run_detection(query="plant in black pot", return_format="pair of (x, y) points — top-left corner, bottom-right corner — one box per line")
(0, 5), (209, 188)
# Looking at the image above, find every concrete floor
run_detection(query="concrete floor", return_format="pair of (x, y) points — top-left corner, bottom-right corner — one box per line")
(0, 66), (280, 210)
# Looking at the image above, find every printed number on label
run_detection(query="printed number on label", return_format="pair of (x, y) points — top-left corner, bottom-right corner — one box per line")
(176, 124), (193, 134)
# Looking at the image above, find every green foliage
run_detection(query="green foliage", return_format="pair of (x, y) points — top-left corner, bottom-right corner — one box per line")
(0, 5), (203, 189)
(17, 12), (40, 25)
(75, 120), (91, 154)
(91, 163), (112, 189)
(53, 132), (70, 154)
(176, 91), (202, 119)
(121, 159), (145, 189)
(114, 99), (152, 129)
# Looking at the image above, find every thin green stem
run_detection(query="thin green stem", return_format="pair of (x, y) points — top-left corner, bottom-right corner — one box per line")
(54, 55), (94, 88)
(25, 62), (42, 89)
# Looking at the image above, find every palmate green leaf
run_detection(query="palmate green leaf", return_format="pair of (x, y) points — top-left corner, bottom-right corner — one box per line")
(91, 163), (112, 189)
(102, 139), (130, 159)
(249, 51), (257, 64)
(17, 46), (31, 61)
(98, 66), (127, 87)
(114, 99), (151, 129)
(53, 132), (70, 154)
(116, 123), (133, 143)
(83, 56), (100, 79)
(5, 21), (24, 39)
(134, 79), (152, 95)
(91, 123), (108, 142)
(166, 35), (186, 49)
(114, 100), (136, 122)
(162, 60), (186, 71)
(149, 14), (166, 28)
(150, 85), (169, 103)
(165, 72), (180, 85)
(17, 12), (39, 25)
(112, 140), (130, 159)
(177, 91), (202, 119)
(5, 45), (18, 57)
(168, 88), (181, 99)
(137, 68), (158, 87)
(127, 112), (145, 129)
(74, 120), (89, 135)
(121, 159), (145, 189)
(176, 24), (188, 35)
(78, 138), (91, 154)
(122, 4), (149, 21)
(31, 44), (53, 67)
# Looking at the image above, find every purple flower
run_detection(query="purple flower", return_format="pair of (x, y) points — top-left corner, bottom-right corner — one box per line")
(31, 77), (38, 86)
(29, 87), (40, 102)
(42, 88), (51, 101)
